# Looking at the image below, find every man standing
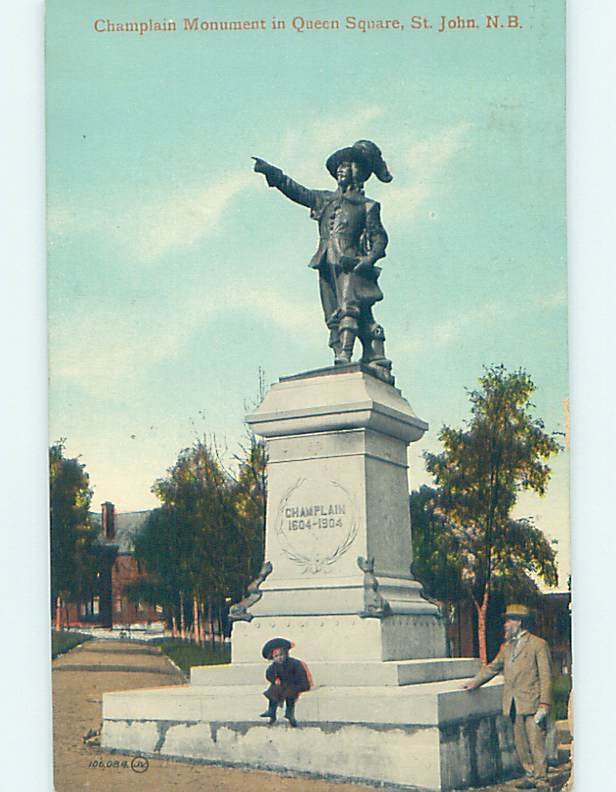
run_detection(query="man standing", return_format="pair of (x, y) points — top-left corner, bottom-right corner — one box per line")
(253, 140), (394, 383)
(463, 605), (552, 790)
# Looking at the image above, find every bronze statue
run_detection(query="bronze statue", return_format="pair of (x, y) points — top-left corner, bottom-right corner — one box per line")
(253, 140), (394, 384)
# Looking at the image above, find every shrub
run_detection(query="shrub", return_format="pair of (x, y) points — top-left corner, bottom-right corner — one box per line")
(51, 630), (92, 658)
(155, 639), (230, 675)
(552, 673), (572, 721)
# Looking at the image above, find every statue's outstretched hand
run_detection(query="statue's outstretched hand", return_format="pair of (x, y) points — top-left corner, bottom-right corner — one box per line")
(252, 156), (273, 173)
(252, 157), (282, 187)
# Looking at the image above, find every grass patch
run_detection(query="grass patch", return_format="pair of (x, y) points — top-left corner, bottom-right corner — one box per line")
(156, 639), (231, 675)
(552, 673), (572, 720)
(51, 630), (93, 659)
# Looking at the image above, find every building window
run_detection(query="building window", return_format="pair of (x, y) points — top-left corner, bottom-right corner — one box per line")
(114, 596), (122, 613)
(92, 596), (100, 615)
(155, 604), (163, 614)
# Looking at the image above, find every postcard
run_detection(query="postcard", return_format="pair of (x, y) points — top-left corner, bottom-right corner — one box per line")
(47, 1), (570, 790)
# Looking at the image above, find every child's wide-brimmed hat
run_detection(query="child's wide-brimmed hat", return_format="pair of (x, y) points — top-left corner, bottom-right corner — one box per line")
(262, 637), (293, 659)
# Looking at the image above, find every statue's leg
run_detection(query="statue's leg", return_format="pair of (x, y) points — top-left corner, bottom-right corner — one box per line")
(359, 307), (394, 382)
(336, 274), (359, 364)
(319, 272), (342, 358)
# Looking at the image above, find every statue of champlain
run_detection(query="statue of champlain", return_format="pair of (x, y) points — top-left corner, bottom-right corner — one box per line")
(253, 140), (394, 383)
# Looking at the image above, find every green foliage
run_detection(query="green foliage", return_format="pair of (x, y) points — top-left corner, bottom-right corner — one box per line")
(410, 485), (464, 603)
(233, 434), (267, 584)
(156, 639), (230, 675)
(130, 507), (188, 612)
(51, 630), (92, 658)
(49, 441), (97, 608)
(132, 434), (267, 628)
(552, 673), (572, 721)
(423, 365), (561, 605)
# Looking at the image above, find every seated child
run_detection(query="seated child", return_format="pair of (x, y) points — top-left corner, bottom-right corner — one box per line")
(259, 637), (312, 727)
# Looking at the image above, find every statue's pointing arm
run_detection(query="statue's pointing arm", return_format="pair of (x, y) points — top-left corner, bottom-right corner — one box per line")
(252, 157), (316, 210)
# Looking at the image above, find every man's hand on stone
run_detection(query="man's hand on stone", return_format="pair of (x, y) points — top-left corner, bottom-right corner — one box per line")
(533, 705), (549, 725)
(462, 682), (476, 692)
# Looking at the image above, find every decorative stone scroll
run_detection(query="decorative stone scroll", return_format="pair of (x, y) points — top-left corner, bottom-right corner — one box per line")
(357, 555), (392, 619)
(228, 561), (273, 622)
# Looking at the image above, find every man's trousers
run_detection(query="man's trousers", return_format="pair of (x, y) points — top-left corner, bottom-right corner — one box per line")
(511, 702), (548, 781)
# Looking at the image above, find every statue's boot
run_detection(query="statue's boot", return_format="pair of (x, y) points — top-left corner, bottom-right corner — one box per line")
(327, 311), (342, 360)
(360, 322), (394, 383)
(335, 315), (358, 364)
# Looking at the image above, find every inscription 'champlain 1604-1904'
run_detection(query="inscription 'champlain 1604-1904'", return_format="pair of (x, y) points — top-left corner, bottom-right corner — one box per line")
(284, 503), (346, 532)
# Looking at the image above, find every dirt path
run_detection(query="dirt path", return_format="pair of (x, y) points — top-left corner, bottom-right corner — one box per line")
(52, 640), (570, 791)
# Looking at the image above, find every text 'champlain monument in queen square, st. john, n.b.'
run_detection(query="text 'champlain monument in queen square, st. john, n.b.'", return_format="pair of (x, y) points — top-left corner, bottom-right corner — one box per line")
(100, 142), (523, 792)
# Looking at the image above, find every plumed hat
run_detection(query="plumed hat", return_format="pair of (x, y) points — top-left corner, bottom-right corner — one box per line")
(261, 637), (293, 659)
(504, 604), (531, 620)
(325, 140), (393, 183)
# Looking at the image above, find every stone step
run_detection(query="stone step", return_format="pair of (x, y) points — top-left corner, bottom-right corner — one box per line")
(190, 657), (481, 687)
(103, 675), (501, 728)
(102, 679), (516, 792)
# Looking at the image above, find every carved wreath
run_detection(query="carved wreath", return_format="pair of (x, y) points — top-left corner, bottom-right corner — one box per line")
(276, 478), (358, 574)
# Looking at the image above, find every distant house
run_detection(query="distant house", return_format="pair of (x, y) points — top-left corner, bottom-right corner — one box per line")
(63, 501), (165, 630)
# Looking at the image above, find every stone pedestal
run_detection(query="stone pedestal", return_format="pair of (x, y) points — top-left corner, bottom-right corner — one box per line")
(101, 366), (516, 790)
(232, 364), (445, 664)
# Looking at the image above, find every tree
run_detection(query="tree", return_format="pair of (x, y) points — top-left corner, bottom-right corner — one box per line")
(49, 441), (96, 629)
(410, 485), (464, 605)
(424, 365), (560, 662)
(133, 436), (265, 642)
(233, 433), (267, 585)
(231, 367), (268, 585)
(129, 507), (187, 635)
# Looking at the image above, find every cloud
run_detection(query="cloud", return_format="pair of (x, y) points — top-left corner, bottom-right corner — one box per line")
(48, 114), (474, 270)
(116, 172), (255, 262)
(49, 283), (321, 398)
(277, 105), (386, 177)
(49, 296), (202, 397)
(395, 298), (504, 359)
(384, 121), (474, 224)
(232, 288), (320, 338)
(276, 111), (473, 225)
(393, 285), (565, 361)
(534, 288), (567, 309)
(48, 170), (256, 264)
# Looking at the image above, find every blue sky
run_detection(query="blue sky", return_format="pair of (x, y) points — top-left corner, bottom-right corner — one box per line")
(46, 0), (569, 582)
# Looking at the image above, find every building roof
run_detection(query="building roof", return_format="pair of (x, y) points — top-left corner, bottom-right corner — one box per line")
(90, 510), (151, 554)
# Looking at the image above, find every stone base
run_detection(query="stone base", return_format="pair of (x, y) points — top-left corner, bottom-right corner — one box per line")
(191, 657), (481, 687)
(232, 613), (448, 664)
(101, 369), (518, 789)
(102, 679), (518, 791)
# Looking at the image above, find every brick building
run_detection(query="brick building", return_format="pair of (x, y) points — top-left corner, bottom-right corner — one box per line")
(63, 501), (165, 630)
